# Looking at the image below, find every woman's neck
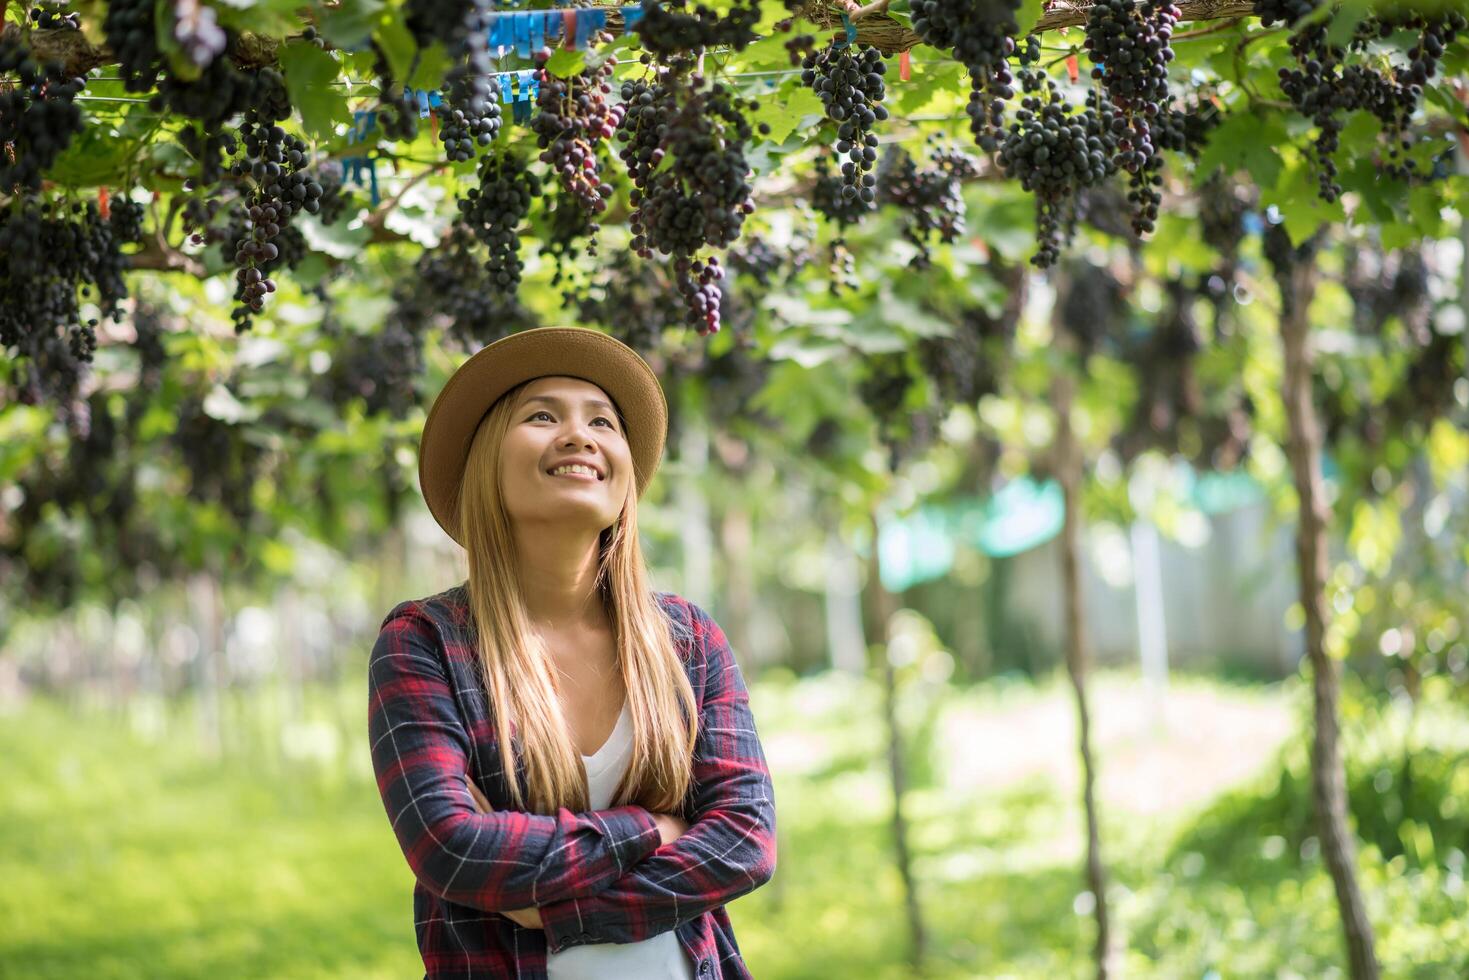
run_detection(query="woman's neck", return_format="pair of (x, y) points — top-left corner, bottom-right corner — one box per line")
(512, 525), (607, 630)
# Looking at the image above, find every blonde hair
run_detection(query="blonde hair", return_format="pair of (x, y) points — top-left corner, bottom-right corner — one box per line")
(454, 378), (698, 814)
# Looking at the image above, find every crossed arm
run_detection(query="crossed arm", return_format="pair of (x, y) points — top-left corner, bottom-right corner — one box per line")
(531, 602), (779, 953)
(369, 600), (777, 948)
(367, 605), (665, 911)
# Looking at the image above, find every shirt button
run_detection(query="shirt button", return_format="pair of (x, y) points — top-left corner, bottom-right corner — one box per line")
(698, 961), (711, 977)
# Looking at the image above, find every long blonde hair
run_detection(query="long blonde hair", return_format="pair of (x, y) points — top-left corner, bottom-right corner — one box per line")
(454, 378), (698, 814)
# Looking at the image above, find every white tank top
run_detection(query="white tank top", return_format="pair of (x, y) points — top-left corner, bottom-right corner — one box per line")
(545, 699), (696, 980)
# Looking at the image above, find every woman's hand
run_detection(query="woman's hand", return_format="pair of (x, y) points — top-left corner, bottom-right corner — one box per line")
(465, 776), (544, 928)
(652, 812), (690, 847)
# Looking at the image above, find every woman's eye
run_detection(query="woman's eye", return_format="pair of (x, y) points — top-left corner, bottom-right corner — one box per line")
(530, 411), (552, 421)
(594, 417), (614, 428)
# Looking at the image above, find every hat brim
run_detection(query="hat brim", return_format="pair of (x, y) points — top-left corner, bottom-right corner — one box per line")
(418, 327), (668, 547)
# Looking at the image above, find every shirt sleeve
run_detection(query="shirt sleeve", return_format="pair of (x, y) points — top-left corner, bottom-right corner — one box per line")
(368, 603), (663, 913)
(538, 600), (778, 951)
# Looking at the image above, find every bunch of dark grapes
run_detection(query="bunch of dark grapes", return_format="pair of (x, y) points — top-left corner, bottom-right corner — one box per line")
(104, 0), (163, 92)
(0, 40), (86, 193)
(532, 47), (622, 219)
(398, 228), (535, 351)
(371, 43), (420, 141)
(1084, 0), (1178, 114)
(910, 0), (1020, 150)
(1260, 0), (1468, 200)
(539, 184), (602, 293)
(1084, 0), (1180, 235)
(877, 142), (980, 269)
(997, 52), (1119, 267)
(634, 0), (762, 59)
(1, 197), (139, 409)
(407, 0), (492, 53)
(226, 114), (326, 331)
(436, 0), (500, 162)
(458, 152), (542, 296)
(727, 236), (787, 289)
(859, 352), (940, 471)
(810, 155), (865, 292)
(1057, 257), (1128, 357)
(574, 249), (685, 357)
(617, 66), (756, 334)
(29, 4), (81, 30)
(171, 391), (266, 524)
(439, 68), (502, 162)
(802, 40), (887, 206)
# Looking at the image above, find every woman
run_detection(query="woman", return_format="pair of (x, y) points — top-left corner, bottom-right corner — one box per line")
(367, 326), (778, 980)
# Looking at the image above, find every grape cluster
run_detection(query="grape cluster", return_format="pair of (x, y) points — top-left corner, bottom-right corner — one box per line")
(997, 60), (1119, 266)
(910, 0), (1020, 150)
(633, 0), (762, 59)
(439, 68), (502, 162)
(877, 142), (980, 269)
(104, 0), (163, 92)
(532, 49), (622, 215)
(1262, 0), (1469, 200)
(29, 4), (80, 30)
(458, 152), (542, 295)
(0, 39), (86, 193)
(617, 67), (756, 333)
(540, 183), (603, 292)
(1084, 0), (1181, 235)
(370, 43), (421, 141)
(172, 391), (266, 523)
(859, 352), (939, 472)
(226, 114), (326, 331)
(802, 41), (887, 205)
(574, 249), (687, 357)
(399, 228), (535, 351)
(1084, 0), (1178, 114)
(407, 0), (493, 53)
(1, 197), (139, 409)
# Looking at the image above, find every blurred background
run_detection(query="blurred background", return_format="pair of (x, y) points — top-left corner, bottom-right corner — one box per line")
(5, 0), (1469, 978)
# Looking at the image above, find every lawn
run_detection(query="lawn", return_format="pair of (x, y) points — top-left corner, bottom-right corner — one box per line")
(1, 666), (1464, 978)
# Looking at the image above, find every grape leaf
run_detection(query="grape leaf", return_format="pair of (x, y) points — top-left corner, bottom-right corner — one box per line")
(320, 0), (385, 50)
(280, 42), (349, 140)
(1015, 0), (1045, 36)
(545, 49), (586, 78)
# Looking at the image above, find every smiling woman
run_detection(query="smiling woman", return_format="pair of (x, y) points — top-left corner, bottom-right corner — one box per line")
(367, 327), (778, 980)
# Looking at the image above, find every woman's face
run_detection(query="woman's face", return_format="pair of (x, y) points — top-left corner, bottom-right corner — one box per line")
(498, 376), (633, 533)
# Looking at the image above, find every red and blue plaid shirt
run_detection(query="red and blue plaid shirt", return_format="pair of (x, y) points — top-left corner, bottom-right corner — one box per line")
(367, 583), (778, 979)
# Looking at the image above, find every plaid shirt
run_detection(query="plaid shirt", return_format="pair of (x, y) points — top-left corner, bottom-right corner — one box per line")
(367, 583), (778, 980)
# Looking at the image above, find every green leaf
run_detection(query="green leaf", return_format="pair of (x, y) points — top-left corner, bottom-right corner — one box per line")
(1015, 0), (1044, 35)
(280, 42), (349, 140)
(1195, 110), (1285, 188)
(749, 83), (823, 144)
(545, 48), (586, 78)
(320, 0), (385, 50)
(407, 41), (451, 90)
(375, 18), (417, 84)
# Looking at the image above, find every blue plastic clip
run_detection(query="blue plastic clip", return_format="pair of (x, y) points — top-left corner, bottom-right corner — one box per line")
(576, 9), (607, 49)
(367, 158), (380, 206)
(514, 11), (532, 57)
(837, 13), (856, 48)
(622, 4), (645, 29)
(528, 10), (546, 54)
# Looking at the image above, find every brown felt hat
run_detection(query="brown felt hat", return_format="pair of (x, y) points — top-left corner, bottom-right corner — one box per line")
(418, 327), (668, 547)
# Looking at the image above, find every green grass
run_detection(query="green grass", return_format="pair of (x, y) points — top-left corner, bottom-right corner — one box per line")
(1, 668), (1465, 978)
